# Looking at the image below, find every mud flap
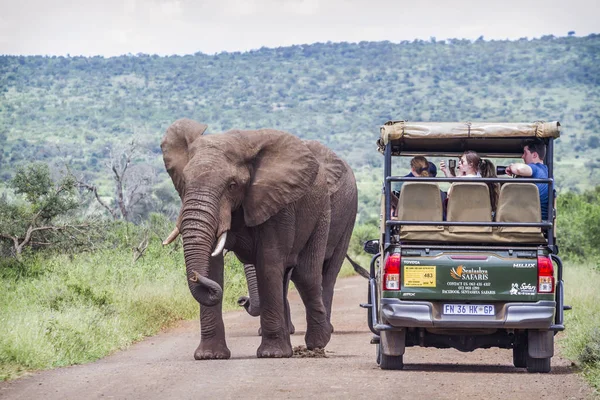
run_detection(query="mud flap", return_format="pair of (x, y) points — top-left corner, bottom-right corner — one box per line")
(381, 330), (406, 356)
(528, 330), (554, 358)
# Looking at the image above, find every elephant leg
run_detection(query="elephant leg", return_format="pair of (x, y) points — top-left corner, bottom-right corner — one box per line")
(321, 229), (353, 334)
(195, 255), (231, 360)
(255, 255), (293, 358)
(283, 267), (296, 335)
(293, 220), (331, 350)
(258, 267), (295, 337)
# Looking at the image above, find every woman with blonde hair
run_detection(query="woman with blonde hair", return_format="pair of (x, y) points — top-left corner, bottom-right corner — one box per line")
(409, 156), (431, 177)
(392, 156), (447, 219)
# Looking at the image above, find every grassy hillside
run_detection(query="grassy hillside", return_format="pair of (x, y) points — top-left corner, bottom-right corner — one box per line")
(1, 34), (600, 222)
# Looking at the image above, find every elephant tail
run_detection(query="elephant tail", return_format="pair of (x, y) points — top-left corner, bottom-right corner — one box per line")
(345, 254), (370, 279)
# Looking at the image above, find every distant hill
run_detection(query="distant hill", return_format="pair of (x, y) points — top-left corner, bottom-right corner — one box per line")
(1, 34), (599, 222)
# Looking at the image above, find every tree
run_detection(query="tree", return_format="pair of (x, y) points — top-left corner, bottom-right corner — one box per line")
(77, 139), (155, 222)
(0, 163), (88, 260)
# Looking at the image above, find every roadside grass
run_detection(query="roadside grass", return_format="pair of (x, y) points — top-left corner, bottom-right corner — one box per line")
(560, 260), (600, 391)
(0, 239), (248, 382)
(0, 231), (369, 382)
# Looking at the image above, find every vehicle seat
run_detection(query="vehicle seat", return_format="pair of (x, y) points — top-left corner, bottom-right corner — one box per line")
(447, 183), (492, 233)
(495, 183), (541, 233)
(396, 182), (443, 232)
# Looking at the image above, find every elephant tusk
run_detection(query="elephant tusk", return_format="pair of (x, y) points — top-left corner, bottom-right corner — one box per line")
(162, 227), (180, 245)
(211, 231), (228, 257)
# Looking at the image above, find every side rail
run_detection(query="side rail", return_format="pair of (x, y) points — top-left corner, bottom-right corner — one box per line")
(360, 252), (396, 335)
(551, 254), (565, 331)
(360, 253), (383, 335)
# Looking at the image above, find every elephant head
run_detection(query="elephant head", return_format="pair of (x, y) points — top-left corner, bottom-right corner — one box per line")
(161, 118), (320, 307)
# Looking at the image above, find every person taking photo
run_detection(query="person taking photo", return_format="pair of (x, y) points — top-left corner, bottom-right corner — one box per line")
(505, 139), (549, 220)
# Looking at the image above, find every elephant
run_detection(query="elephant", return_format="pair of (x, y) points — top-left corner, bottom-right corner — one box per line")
(161, 118), (337, 359)
(237, 140), (366, 334)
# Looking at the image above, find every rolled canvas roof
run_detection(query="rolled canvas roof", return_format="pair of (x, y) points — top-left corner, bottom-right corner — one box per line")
(380, 121), (561, 145)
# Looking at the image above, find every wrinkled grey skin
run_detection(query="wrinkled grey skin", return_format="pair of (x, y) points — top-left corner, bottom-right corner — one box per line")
(161, 118), (333, 359)
(238, 140), (361, 334)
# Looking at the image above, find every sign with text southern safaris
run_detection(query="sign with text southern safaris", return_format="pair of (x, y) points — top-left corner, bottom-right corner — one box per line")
(400, 257), (539, 301)
(445, 265), (493, 295)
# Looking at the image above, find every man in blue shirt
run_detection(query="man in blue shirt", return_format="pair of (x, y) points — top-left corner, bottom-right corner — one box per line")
(505, 140), (549, 220)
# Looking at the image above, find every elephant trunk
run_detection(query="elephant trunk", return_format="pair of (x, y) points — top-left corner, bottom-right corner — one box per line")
(181, 192), (224, 307)
(238, 264), (260, 316)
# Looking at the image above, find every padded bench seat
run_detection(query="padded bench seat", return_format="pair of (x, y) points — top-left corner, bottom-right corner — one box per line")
(393, 182), (546, 244)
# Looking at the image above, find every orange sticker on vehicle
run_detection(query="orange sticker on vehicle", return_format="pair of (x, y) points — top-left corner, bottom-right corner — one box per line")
(403, 266), (436, 287)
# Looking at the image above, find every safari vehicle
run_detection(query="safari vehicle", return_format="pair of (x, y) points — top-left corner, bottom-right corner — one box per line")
(362, 121), (565, 372)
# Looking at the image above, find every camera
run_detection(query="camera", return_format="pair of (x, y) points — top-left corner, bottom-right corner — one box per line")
(448, 159), (457, 176)
(496, 166), (508, 175)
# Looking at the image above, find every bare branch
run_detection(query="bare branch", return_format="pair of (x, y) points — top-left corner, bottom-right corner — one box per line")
(132, 233), (149, 263)
(0, 233), (18, 250)
(76, 180), (119, 220)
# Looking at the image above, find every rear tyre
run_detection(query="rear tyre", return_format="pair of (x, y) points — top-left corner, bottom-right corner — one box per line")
(376, 343), (381, 365)
(513, 343), (527, 368)
(526, 356), (551, 373)
(379, 352), (404, 370)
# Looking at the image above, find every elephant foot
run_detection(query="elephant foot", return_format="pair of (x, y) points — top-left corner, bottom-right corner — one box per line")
(194, 340), (231, 360)
(305, 324), (332, 350)
(257, 335), (293, 358)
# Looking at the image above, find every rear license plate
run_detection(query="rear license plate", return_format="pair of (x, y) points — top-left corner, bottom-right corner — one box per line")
(443, 304), (495, 315)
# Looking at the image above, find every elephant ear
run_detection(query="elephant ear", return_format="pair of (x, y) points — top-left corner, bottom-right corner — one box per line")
(303, 139), (347, 195)
(161, 119), (208, 198)
(239, 130), (320, 227)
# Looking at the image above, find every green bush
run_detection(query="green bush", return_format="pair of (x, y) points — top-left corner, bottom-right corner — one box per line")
(349, 222), (379, 257)
(561, 260), (600, 390)
(557, 187), (600, 264)
(579, 328), (600, 365)
(0, 220), (249, 381)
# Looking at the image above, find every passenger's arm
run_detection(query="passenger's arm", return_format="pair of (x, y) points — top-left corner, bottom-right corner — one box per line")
(439, 160), (451, 177)
(506, 163), (533, 177)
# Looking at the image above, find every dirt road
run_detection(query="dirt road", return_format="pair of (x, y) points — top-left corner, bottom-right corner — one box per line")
(0, 276), (595, 400)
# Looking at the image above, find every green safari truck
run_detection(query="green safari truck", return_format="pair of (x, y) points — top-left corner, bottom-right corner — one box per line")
(362, 121), (565, 372)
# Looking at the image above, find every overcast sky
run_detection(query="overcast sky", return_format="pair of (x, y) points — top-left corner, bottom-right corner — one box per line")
(0, 0), (597, 57)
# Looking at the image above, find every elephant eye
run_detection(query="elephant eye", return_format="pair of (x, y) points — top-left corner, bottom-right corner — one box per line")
(228, 181), (237, 191)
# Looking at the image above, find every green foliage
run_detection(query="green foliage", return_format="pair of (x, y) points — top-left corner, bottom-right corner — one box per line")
(11, 163), (56, 204)
(579, 329), (600, 365)
(560, 261), (600, 391)
(0, 220), (248, 381)
(2, 35), (600, 222)
(0, 162), (87, 258)
(557, 186), (600, 263)
(4, 163), (77, 224)
(349, 222), (379, 256)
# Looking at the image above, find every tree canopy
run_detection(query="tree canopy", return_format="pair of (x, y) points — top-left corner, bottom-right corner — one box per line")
(1, 34), (599, 223)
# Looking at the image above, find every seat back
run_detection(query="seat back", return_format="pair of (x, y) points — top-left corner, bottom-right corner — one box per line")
(495, 183), (541, 233)
(396, 182), (443, 232)
(447, 183), (492, 233)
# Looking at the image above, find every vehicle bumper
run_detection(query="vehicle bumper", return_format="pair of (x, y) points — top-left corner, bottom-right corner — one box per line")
(380, 298), (556, 330)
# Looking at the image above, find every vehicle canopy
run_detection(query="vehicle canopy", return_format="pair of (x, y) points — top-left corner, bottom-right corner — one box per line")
(378, 120), (561, 157)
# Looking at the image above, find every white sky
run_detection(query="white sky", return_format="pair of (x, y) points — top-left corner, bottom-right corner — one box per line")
(0, 0), (597, 57)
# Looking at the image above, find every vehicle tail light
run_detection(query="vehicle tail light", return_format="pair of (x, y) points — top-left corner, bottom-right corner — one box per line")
(383, 253), (401, 291)
(537, 255), (554, 293)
